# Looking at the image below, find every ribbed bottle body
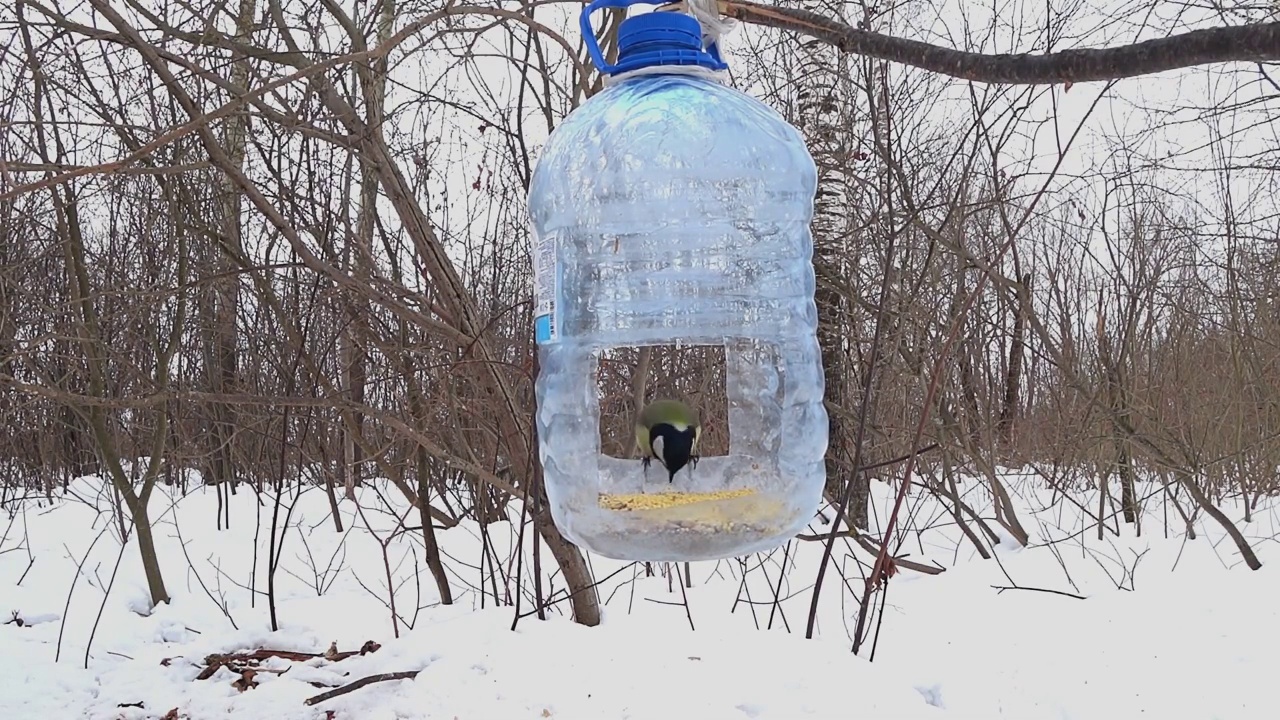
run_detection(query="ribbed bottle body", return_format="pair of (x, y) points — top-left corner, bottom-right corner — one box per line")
(528, 74), (827, 560)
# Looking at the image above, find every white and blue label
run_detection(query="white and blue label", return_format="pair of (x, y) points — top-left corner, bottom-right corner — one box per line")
(534, 314), (554, 343)
(532, 229), (558, 344)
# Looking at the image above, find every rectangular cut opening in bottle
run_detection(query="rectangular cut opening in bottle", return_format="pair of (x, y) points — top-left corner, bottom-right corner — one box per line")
(562, 338), (807, 561)
(596, 342), (728, 463)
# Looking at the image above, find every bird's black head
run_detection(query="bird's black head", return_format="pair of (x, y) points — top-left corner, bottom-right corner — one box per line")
(650, 422), (697, 482)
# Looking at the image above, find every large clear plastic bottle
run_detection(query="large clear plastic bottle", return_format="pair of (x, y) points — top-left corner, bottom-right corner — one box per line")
(527, 0), (828, 562)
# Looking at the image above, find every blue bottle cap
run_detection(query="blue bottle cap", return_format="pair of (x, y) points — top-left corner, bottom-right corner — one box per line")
(611, 12), (728, 74)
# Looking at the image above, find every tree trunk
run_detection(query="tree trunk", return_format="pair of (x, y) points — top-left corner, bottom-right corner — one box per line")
(1117, 440), (1137, 525)
(400, 340), (452, 605)
(204, 0), (256, 497)
(341, 0), (392, 500)
(61, 184), (175, 607)
(1097, 312), (1139, 526)
(998, 272), (1031, 451)
(534, 488), (600, 625)
(790, 0), (863, 528)
(415, 446), (454, 605)
(951, 258), (983, 446)
(130, 501), (170, 606)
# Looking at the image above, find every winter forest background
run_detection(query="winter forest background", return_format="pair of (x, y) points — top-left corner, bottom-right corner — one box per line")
(2, 0), (1279, 718)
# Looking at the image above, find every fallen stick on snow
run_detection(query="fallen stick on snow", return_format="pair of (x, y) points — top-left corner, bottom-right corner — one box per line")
(303, 670), (422, 706)
(991, 584), (1086, 600)
(192, 641), (383, 681)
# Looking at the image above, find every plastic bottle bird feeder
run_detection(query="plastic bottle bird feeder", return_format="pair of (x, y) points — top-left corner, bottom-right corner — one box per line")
(526, 0), (828, 562)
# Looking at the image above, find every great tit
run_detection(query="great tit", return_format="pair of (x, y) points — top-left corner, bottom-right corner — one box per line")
(635, 398), (702, 483)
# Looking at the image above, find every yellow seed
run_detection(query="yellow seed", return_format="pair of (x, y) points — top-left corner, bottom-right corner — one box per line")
(597, 487), (757, 511)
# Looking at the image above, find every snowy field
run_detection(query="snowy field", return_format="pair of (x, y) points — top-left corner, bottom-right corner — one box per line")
(1, 466), (1274, 720)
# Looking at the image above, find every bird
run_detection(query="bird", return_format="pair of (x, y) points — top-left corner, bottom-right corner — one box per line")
(634, 398), (702, 484)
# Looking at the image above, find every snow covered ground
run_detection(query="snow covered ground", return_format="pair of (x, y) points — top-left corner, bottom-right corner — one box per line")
(1, 466), (1274, 719)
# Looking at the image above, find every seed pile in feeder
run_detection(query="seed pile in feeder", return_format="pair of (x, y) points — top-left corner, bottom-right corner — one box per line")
(586, 487), (791, 560)
(597, 487), (756, 511)
(596, 486), (787, 533)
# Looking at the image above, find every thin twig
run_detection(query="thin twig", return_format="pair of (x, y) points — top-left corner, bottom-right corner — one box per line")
(992, 585), (1087, 600)
(794, 530), (945, 576)
(861, 443), (942, 472)
(55, 524), (111, 663)
(84, 531), (129, 668)
(302, 670), (421, 705)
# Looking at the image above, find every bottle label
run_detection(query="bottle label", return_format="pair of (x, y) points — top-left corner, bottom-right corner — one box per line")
(532, 229), (558, 343)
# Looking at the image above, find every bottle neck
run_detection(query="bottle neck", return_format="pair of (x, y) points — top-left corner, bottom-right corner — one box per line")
(602, 64), (729, 87)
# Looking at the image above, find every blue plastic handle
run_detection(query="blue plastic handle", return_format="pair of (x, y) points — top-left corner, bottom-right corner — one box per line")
(580, 0), (712, 75)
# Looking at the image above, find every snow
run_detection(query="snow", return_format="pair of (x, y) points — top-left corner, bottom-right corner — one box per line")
(1, 468), (1274, 719)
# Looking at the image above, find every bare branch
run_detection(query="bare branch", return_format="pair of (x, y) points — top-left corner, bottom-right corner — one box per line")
(718, 0), (1280, 84)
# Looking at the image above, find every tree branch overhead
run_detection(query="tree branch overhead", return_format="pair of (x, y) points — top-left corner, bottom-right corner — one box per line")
(720, 0), (1280, 84)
